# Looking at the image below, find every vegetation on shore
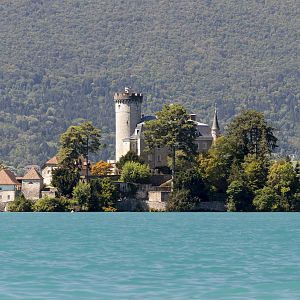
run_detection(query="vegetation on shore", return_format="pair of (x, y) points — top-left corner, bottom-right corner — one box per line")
(147, 106), (300, 211)
(7, 104), (300, 212)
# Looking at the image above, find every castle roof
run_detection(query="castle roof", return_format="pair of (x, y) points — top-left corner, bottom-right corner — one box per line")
(212, 107), (220, 131)
(195, 122), (212, 137)
(0, 169), (20, 185)
(45, 156), (58, 165)
(23, 167), (43, 180)
(140, 115), (156, 123)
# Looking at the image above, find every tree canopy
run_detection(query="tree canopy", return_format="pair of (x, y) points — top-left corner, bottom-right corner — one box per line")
(144, 104), (197, 177)
(116, 151), (144, 170)
(120, 161), (151, 184)
(225, 110), (278, 160)
(91, 160), (112, 176)
(58, 121), (102, 168)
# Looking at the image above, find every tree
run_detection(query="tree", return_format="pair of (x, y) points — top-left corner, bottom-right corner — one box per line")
(120, 161), (151, 184)
(198, 136), (234, 193)
(8, 195), (33, 212)
(166, 189), (196, 212)
(91, 160), (112, 176)
(266, 160), (298, 211)
(226, 110), (277, 161)
(116, 151), (144, 170)
(242, 154), (269, 193)
(33, 196), (71, 212)
(174, 168), (208, 201)
(167, 150), (196, 172)
(226, 179), (253, 212)
(144, 104), (197, 179)
(253, 187), (281, 212)
(72, 182), (92, 211)
(167, 167), (208, 211)
(58, 121), (102, 169)
(52, 167), (80, 197)
(90, 178), (118, 210)
(0, 161), (5, 171)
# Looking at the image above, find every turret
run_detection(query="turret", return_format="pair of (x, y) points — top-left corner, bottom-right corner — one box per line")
(114, 87), (143, 161)
(211, 105), (220, 143)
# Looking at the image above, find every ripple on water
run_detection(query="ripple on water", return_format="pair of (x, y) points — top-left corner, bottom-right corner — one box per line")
(0, 213), (300, 299)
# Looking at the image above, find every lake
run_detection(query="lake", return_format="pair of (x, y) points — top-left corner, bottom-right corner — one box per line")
(0, 213), (299, 299)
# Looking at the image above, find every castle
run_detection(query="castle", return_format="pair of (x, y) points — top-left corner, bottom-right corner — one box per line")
(0, 87), (221, 211)
(113, 87), (220, 169)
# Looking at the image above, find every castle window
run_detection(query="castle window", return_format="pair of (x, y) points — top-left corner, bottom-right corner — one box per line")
(7, 195), (10, 200)
(0, 195), (2, 200)
(148, 154), (152, 162)
(157, 155), (161, 162)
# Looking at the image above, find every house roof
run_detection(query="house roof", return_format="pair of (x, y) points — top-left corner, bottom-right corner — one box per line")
(45, 156), (58, 165)
(23, 167), (43, 180)
(0, 169), (20, 185)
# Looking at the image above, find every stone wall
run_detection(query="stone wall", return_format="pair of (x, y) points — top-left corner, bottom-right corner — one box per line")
(197, 201), (226, 212)
(146, 200), (167, 211)
(22, 180), (42, 200)
(148, 190), (170, 202)
(116, 198), (148, 212)
(41, 189), (56, 199)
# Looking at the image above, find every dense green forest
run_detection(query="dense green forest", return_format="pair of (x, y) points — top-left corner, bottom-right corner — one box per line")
(0, 0), (299, 173)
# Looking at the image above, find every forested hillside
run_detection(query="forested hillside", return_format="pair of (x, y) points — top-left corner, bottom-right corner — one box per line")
(0, 0), (299, 172)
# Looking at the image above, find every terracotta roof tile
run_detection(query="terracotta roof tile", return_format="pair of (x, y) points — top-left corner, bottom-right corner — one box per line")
(46, 156), (58, 165)
(23, 167), (43, 180)
(0, 169), (20, 185)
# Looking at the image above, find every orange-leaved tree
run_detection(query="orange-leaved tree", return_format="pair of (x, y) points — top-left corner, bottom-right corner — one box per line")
(91, 160), (112, 176)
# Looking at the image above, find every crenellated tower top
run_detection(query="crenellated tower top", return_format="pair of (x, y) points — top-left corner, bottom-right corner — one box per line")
(114, 87), (143, 104)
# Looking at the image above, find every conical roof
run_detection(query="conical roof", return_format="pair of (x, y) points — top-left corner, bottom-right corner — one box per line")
(23, 167), (43, 180)
(212, 107), (220, 131)
(0, 169), (20, 185)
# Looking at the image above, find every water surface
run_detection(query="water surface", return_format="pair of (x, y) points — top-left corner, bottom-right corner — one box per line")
(0, 213), (299, 299)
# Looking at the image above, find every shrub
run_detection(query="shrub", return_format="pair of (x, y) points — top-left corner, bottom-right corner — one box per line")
(91, 160), (112, 176)
(102, 206), (117, 212)
(33, 196), (71, 212)
(116, 151), (144, 170)
(120, 161), (150, 184)
(226, 179), (253, 211)
(89, 178), (118, 211)
(8, 195), (33, 212)
(72, 182), (92, 211)
(167, 189), (200, 212)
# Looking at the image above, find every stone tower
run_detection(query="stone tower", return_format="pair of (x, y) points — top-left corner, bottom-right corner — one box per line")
(114, 87), (143, 161)
(211, 105), (220, 143)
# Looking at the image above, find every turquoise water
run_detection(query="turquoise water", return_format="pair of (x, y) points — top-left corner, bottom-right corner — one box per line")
(0, 213), (299, 299)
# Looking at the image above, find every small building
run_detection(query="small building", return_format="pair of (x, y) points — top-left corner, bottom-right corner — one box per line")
(0, 169), (21, 210)
(42, 156), (58, 187)
(21, 167), (43, 200)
